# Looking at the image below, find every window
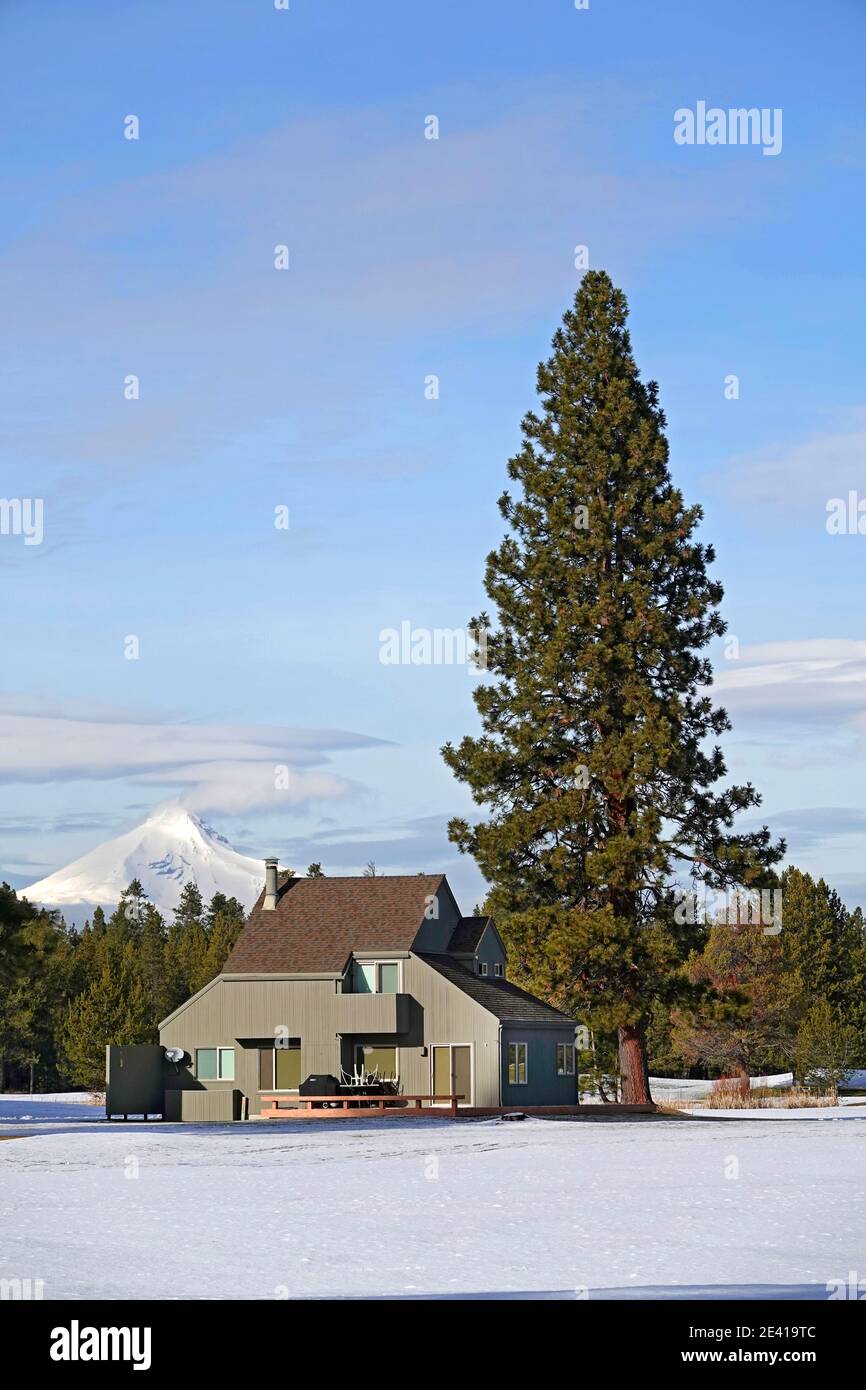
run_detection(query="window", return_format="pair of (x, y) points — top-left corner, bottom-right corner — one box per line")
(259, 1041), (301, 1091)
(220, 1048), (235, 1081)
(353, 962), (376, 993)
(197, 1048), (217, 1079)
(379, 963), (399, 994)
(355, 1044), (397, 1079)
(493, 962), (503, 978)
(507, 1042), (528, 1085)
(479, 961), (488, 976)
(351, 960), (399, 994)
(196, 1047), (235, 1081)
(556, 1042), (575, 1076)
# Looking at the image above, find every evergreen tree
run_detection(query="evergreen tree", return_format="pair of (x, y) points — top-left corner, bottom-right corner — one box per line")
(173, 881), (205, 930)
(794, 999), (859, 1098)
(0, 881), (51, 987)
(442, 272), (783, 1102)
(60, 943), (151, 1090)
(204, 892), (245, 930)
(200, 904), (246, 986)
(671, 920), (792, 1080)
(165, 881), (208, 1006)
(0, 885), (66, 1089)
(35, 926), (79, 1088)
(114, 879), (146, 932)
(63, 908), (109, 1001)
(306, 862), (325, 878)
(138, 902), (169, 1026)
(779, 867), (864, 1026)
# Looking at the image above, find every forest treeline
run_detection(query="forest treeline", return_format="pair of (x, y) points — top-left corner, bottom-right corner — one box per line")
(0, 879), (245, 1092)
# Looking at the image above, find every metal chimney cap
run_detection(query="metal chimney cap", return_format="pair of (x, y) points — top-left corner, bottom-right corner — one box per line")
(263, 858), (280, 910)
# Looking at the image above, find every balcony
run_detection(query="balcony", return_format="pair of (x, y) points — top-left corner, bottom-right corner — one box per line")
(334, 991), (411, 1034)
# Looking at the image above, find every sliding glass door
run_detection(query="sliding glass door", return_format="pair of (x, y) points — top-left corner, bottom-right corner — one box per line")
(258, 1041), (301, 1091)
(431, 1044), (472, 1106)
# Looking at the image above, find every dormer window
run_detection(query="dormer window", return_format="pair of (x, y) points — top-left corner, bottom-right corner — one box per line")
(478, 961), (489, 976)
(493, 962), (503, 978)
(352, 960), (400, 994)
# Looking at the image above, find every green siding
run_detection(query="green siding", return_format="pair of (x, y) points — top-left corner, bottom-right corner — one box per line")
(500, 1025), (578, 1106)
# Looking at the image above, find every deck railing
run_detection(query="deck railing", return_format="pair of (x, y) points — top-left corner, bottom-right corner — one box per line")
(260, 1093), (465, 1119)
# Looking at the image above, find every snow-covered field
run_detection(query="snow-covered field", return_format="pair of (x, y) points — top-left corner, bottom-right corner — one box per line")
(1, 1094), (864, 1300)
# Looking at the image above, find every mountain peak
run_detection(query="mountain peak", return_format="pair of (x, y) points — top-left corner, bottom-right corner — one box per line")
(144, 803), (231, 846)
(24, 807), (264, 923)
(145, 803), (203, 830)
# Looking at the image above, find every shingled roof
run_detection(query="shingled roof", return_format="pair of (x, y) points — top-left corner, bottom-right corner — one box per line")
(417, 953), (575, 1025)
(221, 873), (446, 975)
(446, 916), (490, 954)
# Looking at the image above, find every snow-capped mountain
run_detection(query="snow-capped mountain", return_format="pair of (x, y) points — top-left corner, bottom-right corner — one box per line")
(23, 805), (265, 921)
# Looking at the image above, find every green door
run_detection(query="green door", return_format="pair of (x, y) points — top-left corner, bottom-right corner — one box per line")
(431, 1045), (472, 1106)
(453, 1045), (471, 1106)
(432, 1045), (450, 1101)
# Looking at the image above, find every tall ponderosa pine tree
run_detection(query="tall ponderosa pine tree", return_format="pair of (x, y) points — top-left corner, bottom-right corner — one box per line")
(442, 272), (783, 1103)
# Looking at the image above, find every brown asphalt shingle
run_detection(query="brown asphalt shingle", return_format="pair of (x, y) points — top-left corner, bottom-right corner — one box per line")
(221, 873), (446, 975)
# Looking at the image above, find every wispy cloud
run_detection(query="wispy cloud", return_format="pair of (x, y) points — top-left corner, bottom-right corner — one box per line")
(251, 811), (461, 875)
(0, 703), (386, 815)
(711, 639), (866, 727)
(708, 411), (866, 516)
(754, 806), (866, 856)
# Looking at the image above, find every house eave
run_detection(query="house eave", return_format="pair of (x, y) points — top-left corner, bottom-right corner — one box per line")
(219, 971), (343, 982)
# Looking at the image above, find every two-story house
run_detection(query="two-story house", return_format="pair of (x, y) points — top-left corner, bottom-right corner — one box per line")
(158, 863), (579, 1113)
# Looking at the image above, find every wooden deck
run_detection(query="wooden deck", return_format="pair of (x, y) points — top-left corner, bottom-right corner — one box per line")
(256, 1098), (656, 1121)
(260, 1092), (465, 1119)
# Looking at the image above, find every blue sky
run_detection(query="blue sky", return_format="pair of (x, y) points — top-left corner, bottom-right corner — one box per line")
(3, 0), (866, 910)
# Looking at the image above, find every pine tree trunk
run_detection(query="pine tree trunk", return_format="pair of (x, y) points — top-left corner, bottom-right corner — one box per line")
(618, 1021), (653, 1105)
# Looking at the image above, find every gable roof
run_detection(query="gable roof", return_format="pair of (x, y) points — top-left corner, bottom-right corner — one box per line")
(446, 916), (490, 954)
(221, 873), (446, 975)
(417, 952), (575, 1025)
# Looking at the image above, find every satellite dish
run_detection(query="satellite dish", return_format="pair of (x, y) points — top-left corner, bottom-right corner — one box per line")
(164, 1047), (186, 1064)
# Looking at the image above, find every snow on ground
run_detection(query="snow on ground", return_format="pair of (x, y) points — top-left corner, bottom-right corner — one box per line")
(650, 1072), (866, 1101)
(0, 1093), (103, 1123)
(650, 1073), (794, 1101)
(1, 1096), (865, 1300)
